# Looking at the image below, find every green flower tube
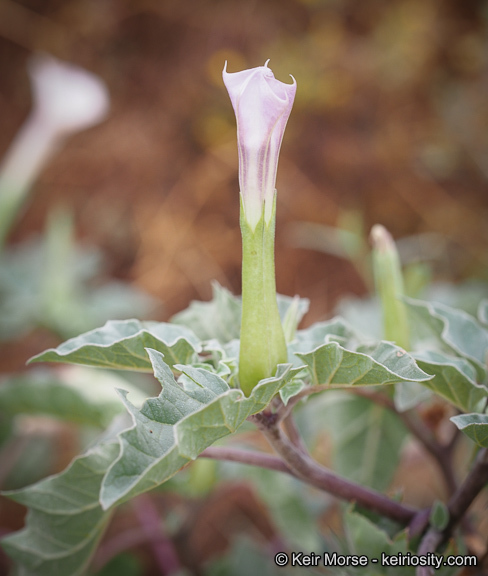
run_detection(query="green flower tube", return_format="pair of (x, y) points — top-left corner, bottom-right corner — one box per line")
(223, 61), (296, 395)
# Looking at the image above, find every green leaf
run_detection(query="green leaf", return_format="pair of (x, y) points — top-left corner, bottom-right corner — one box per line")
(296, 341), (431, 388)
(0, 369), (146, 428)
(413, 350), (487, 412)
(450, 414), (488, 447)
(2, 434), (55, 491)
(294, 317), (358, 349)
(478, 299), (488, 326)
(218, 463), (325, 552)
(207, 536), (310, 576)
(287, 316), (360, 372)
(316, 392), (407, 491)
(277, 294), (309, 341)
(1, 442), (119, 576)
(0, 232), (155, 341)
(405, 297), (488, 382)
(393, 381), (431, 412)
(335, 296), (383, 341)
(100, 349), (301, 509)
(279, 378), (306, 406)
(171, 282), (242, 343)
(93, 552), (143, 576)
(1, 353), (299, 575)
(429, 500), (449, 531)
(344, 509), (413, 576)
(28, 320), (200, 371)
(171, 281), (309, 345)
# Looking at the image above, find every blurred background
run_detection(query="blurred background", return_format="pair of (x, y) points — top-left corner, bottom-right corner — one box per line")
(0, 0), (487, 574)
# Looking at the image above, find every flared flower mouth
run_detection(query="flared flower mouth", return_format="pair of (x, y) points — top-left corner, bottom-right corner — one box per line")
(28, 53), (110, 135)
(223, 61), (296, 229)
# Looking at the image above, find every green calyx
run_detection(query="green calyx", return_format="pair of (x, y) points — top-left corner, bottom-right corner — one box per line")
(239, 194), (287, 396)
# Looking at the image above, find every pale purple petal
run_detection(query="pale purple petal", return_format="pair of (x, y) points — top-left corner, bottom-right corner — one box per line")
(223, 61), (296, 228)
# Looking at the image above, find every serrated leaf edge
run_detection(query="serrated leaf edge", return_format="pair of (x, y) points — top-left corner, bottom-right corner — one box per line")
(99, 352), (299, 510)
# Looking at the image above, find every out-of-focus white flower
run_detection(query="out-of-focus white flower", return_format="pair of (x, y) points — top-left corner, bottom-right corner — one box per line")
(28, 53), (110, 136)
(0, 53), (110, 246)
(223, 61), (296, 230)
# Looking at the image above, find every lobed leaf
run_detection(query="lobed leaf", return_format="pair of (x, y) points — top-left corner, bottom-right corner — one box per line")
(405, 297), (488, 382)
(279, 378), (306, 406)
(3, 353), (300, 574)
(450, 414), (488, 448)
(0, 443), (119, 576)
(28, 320), (200, 371)
(100, 349), (301, 509)
(171, 281), (309, 344)
(287, 316), (361, 372)
(171, 282), (242, 343)
(296, 341), (431, 388)
(413, 350), (487, 412)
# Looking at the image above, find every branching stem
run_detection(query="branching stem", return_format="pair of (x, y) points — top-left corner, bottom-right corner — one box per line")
(416, 448), (488, 576)
(201, 425), (418, 526)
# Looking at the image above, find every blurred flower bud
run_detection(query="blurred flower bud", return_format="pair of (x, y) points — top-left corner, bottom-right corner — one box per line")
(370, 224), (410, 350)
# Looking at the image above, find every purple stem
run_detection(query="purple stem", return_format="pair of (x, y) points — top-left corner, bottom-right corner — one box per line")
(132, 494), (182, 575)
(92, 527), (155, 572)
(416, 448), (488, 576)
(201, 439), (417, 526)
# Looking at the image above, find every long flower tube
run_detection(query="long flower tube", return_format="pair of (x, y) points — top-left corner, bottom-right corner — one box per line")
(0, 53), (110, 248)
(223, 61), (296, 396)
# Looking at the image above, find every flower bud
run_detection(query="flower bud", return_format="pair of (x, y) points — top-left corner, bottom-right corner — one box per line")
(370, 224), (410, 350)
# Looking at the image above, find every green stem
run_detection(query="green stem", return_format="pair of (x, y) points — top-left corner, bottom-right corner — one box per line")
(239, 194), (287, 396)
(0, 182), (27, 251)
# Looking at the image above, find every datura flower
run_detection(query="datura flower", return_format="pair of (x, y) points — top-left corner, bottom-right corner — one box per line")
(0, 53), (110, 247)
(223, 60), (296, 230)
(223, 61), (296, 396)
